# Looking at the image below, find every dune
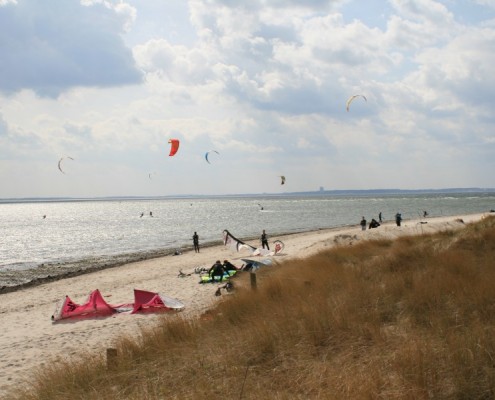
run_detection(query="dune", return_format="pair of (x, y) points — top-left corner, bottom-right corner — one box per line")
(0, 212), (488, 396)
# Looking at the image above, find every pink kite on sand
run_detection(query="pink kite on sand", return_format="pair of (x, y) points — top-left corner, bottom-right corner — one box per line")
(51, 289), (184, 322)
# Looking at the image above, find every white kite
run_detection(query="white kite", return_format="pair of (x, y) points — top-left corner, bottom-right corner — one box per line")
(58, 156), (74, 174)
(222, 230), (284, 256)
(346, 94), (367, 112)
(205, 150), (220, 164)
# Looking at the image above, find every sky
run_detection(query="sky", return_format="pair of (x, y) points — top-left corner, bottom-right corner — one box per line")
(0, 0), (494, 198)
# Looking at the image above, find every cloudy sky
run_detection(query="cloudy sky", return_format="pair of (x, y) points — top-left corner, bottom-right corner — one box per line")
(0, 0), (494, 198)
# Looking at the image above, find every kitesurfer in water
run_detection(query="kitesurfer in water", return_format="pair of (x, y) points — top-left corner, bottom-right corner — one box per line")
(193, 232), (200, 253)
(261, 230), (270, 250)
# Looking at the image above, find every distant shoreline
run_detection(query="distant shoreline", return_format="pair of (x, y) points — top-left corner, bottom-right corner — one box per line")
(0, 224), (355, 295)
(1, 188), (494, 204)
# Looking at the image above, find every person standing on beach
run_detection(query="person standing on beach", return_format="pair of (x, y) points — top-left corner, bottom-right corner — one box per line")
(395, 213), (402, 227)
(360, 217), (367, 231)
(261, 229), (270, 250)
(378, 212), (382, 222)
(193, 232), (200, 253)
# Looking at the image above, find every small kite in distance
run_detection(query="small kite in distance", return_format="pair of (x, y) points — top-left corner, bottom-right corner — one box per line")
(58, 156), (74, 174)
(280, 176), (286, 185)
(205, 150), (219, 164)
(168, 139), (180, 156)
(346, 94), (367, 112)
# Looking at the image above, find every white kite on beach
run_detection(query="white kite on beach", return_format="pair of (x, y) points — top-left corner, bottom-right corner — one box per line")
(222, 230), (284, 256)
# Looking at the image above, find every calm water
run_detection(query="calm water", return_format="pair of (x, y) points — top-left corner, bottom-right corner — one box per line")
(1, 192), (494, 288)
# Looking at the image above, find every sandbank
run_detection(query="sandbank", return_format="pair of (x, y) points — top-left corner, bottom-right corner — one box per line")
(0, 212), (489, 396)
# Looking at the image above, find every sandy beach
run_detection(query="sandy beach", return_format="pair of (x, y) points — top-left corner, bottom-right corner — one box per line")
(0, 212), (489, 396)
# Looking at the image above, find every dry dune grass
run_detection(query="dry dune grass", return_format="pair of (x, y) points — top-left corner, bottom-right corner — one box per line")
(8, 216), (495, 400)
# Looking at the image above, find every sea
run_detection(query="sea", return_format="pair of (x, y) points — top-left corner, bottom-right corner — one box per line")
(1, 191), (494, 290)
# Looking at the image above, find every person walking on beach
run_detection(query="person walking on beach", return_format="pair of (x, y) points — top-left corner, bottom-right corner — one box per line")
(395, 213), (402, 227)
(261, 229), (270, 250)
(378, 212), (382, 223)
(360, 217), (367, 231)
(193, 232), (200, 253)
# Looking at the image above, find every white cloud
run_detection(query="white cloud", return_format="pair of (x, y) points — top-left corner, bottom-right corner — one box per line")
(0, 0), (494, 197)
(0, 0), (142, 97)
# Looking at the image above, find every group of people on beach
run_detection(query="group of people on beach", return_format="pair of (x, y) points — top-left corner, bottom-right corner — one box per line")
(360, 210), (429, 229)
(208, 259), (239, 281)
(360, 216), (381, 230)
(359, 211), (414, 229)
(192, 229), (272, 282)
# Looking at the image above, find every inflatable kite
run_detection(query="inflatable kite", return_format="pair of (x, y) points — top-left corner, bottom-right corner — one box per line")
(346, 94), (367, 112)
(51, 289), (184, 322)
(58, 156), (74, 174)
(168, 139), (180, 156)
(222, 230), (284, 256)
(205, 150), (219, 164)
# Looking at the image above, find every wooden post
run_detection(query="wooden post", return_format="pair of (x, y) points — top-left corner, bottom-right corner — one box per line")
(107, 348), (118, 370)
(250, 272), (257, 290)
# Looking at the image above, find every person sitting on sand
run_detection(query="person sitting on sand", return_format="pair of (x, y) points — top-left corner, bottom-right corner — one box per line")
(209, 260), (227, 282)
(223, 260), (239, 271)
(369, 218), (380, 229)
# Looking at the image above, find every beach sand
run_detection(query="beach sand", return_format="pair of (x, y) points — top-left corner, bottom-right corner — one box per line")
(0, 212), (489, 396)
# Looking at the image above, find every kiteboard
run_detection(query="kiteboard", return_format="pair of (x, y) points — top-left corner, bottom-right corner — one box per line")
(199, 270), (236, 284)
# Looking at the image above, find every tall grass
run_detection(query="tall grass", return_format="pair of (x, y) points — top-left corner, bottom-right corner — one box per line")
(8, 216), (495, 399)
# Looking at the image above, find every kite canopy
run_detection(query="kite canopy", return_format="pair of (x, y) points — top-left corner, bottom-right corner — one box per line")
(223, 230), (285, 257)
(168, 139), (180, 156)
(346, 94), (367, 112)
(51, 289), (184, 322)
(58, 156), (74, 174)
(51, 289), (116, 321)
(132, 289), (184, 314)
(205, 150), (219, 164)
